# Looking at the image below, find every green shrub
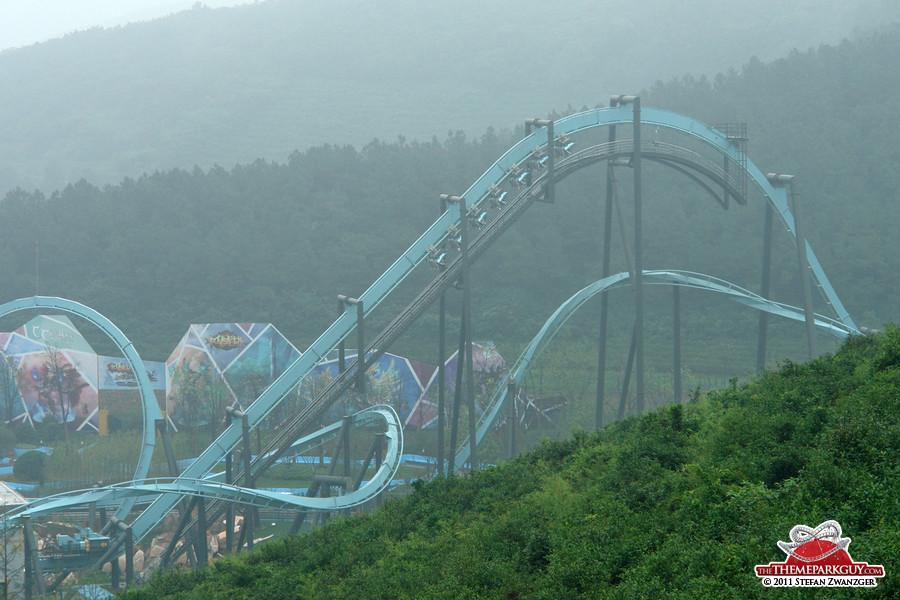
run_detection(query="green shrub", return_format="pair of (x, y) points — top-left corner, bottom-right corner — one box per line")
(40, 421), (63, 443)
(13, 425), (40, 445)
(0, 426), (15, 456)
(14, 450), (46, 483)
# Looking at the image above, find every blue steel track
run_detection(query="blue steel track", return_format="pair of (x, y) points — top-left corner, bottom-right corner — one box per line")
(453, 269), (859, 469)
(5, 405), (403, 519)
(0, 106), (859, 565)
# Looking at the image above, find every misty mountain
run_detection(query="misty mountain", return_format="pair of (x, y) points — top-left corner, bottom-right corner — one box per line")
(1, 0), (898, 195)
(1, 25), (899, 379)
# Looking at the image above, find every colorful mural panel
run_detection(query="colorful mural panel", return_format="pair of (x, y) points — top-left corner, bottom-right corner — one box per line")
(297, 342), (507, 432)
(98, 356), (166, 391)
(1, 316), (100, 431)
(298, 351), (436, 426)
(165, 323), (301, 432)
(406, 342), (509, 430)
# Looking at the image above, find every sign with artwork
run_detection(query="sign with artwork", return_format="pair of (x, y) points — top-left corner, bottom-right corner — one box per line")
(298, 342), (510, 431)
(165, 323), (301, 432)
(298, 351), (437, 427)
(98, 356), (166, 391)
(405, 342), (509, 430)
(0, 315), (99, 431)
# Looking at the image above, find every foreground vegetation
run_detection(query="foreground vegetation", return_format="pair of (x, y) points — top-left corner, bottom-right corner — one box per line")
(121, 328), (900, 598)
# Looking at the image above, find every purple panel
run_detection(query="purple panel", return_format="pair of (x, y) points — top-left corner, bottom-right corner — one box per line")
(407, 358), (436, 390)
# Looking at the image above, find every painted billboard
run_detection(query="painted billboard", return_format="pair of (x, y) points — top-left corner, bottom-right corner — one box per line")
(165, 323), (301, 432)
(297, 351), (437, 427)
(405, 342), (509, 430)
(297, 342), (509, 431)
(0, 315), (100, 431)
(98, 357), (166, 391)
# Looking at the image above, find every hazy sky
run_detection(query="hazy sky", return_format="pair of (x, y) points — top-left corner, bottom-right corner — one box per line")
(1, 0), (251, 51)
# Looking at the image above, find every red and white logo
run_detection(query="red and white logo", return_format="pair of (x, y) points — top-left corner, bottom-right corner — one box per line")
(755, 520), (884, 587)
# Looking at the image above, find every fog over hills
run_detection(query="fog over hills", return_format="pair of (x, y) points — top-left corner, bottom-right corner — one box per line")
(2, 0), (898, 195)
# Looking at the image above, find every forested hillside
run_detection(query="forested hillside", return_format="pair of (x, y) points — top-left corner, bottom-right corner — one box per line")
(645, 28), (900, 339)
(1, 28), (899, 388)
(121, 327), (900, 598)
(1, 0), (897, 194)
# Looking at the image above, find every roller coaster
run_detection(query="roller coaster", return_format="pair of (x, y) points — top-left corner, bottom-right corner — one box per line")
(0, 101), (860, 595)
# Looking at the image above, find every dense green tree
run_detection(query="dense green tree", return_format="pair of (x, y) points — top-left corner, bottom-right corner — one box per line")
(0, 426), (15, 457)
(13, 451), (45, 484)
(0, 351), (21, 425)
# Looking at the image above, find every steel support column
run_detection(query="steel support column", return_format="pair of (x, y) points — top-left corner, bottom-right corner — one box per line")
(160, 496), (198, 568)
(342, 414), (352, 481)
(790, 178), (818, 359)
(437, 196), (448, 476)
(766, 173), (817, 359)
(757, 202), (775, 372)
(88, 494), (96, 535)
(448, 313), (465, 475)
(110, 555), (120, 589)
(374, 433), (384, 507)
(617, 324), (638, 421)
(442, 195), (474, 473)
(338, 296), (366, 394)
(288, 486), (314, 536)
(311, 417), (351, 527)
(459, 196), (478, 471)
(326, 417), (349, 479)
(225, 453), (234, 554)
(352, 434), (381, 491)
(226, 406), (254, 551)
(596, 97), (617, 429)
(673, 286), (682, 403)
(126, 522), (136, 588)
(110, 517), (135, 588)
(506, 382), (517, 458)
(337, 298), (346, 375)
(194, 497), (208, 568)
(157, 419), (180, 477)
(630, 96), (645, 414)
(23, 516), (45, 600)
